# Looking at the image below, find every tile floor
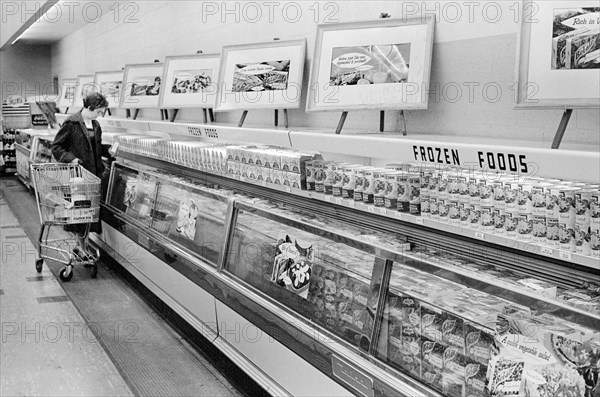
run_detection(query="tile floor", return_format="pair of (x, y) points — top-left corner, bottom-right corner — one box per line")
(0, 192), (134, 396)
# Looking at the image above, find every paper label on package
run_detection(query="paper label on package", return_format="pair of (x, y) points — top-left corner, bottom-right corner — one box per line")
(354, 295), (368, 306)
(341, 288), (353, 299)
(389, 336), (402, 349)
(498, 334), (557, 365)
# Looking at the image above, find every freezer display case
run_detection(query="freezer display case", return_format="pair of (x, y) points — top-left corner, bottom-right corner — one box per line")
(101, 157), (600, 397)
(15, 129), (58, 188)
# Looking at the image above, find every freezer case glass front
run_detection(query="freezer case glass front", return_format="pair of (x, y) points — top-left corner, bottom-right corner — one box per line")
(223, 202), (386, 351)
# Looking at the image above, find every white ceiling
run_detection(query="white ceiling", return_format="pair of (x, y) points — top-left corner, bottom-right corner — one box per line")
(1, 0), (127, 50)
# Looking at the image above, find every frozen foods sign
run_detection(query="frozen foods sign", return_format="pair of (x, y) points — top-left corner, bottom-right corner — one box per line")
(552, 8), (600, 70)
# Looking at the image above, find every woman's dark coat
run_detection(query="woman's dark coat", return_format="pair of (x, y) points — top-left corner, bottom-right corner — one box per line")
(52, 111), (108, 177)
(52, 111), (110, 234)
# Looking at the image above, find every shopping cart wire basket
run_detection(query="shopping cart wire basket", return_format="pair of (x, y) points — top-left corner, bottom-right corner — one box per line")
(30, 163), (102, 281)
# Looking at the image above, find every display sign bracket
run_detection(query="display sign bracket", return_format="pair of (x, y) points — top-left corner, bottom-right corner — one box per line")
(551, 108), (572, 149)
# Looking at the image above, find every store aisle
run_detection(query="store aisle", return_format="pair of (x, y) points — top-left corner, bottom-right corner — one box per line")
(1, 177), (246, 397)
(0, 182), (133, 396)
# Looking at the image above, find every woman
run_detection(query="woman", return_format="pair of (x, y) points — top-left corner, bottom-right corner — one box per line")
(52, 92), (110, 252)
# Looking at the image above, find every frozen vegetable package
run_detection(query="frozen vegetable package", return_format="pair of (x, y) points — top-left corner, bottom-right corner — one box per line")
(488, 314), (599, 397)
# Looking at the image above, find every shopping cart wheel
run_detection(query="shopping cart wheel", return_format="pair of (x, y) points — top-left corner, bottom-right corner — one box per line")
(35, 258), (44, 273)
(90, 263), (98, 279)
(59, 265), (74, 282)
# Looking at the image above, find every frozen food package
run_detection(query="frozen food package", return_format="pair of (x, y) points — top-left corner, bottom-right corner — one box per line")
(488, 314), (597, 397)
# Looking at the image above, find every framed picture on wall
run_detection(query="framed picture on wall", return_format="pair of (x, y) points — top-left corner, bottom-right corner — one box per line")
(306, 17), (435, 112)
(120, 63), (164, 109)
(159, 54), (220, 109)
(515, 1), (600, 108)
(93, 70), (124, 109)
(57, 78), (77, 108)
(71, 75), (95, 109)
(214, 39), (306, 111)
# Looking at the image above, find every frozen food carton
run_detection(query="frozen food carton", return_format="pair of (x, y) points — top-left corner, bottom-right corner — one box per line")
(373, 169), (391, 207)
(505, 180), (521, 213)
(493, 209), (506, 235)
(362, 168), (377, 204)
(480, 207), (495, 233)
(421, 303), (445, 342)
(575, 188), (594, 229)
(331, 163), (347, 197)
(516, 213), (533, 241)
(532, 215), (547, 243)
(421, 337), (445, 392)
(464, 322), (493, 365)
(288, 172), (301, 190)
(516, 278), (557, 299)
(442, 347), (469, 397)
(464, 358), (489, 397)
(396, 172), (411, 213)
(468, 176), (483, 206)
(441, 313), (465, 351)
(591, 190), (600, 231)
(408, 173), (422, 215)
(341, 165), (361, 200)
(304, 160), (317, 191)
(438, 199), (449, 223)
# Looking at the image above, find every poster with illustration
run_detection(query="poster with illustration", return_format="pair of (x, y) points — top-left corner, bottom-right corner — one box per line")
(232, 60), (290, 91)
(159, 54), (220, 108)
(271, 234), (316, 299)
(120, 63), (164, 108)
(71, 75), (94, 109)
(93, 70), (124, 108)
(215, 39), (306, 111)
(57, 78), (77, 108)
(329, 44), (410, 86)
(515, 1), (599, 107)
(552, 7), (600, 69)
(174, 191), (200, 241)
(171, 69), (212, 94)
(307, 17), (434, 111)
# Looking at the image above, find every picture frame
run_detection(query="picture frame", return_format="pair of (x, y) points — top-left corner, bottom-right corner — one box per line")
(71, 74), (95, 109)
(306, 16), (435, 112)
(120, 63), (164, 109)
(214, 39), (306, 112)
(159, 53), (220, 109)
(93, 70), (124, 109)
(57, 78), (77, 108)
(515, 1), (600, 108)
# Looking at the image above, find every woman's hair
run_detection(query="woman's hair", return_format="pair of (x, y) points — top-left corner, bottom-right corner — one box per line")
(82, 92), (109, 110)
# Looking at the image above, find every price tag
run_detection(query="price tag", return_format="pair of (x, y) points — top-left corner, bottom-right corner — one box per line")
(540, 247), (554, 257)
(559, 251), (572, 261)
(475, 232), (485, 240)
(367, 206), (375, 213)
(335, 198), (342, 205)
(348, 200), (355, 208)
(379, 208), (387, 216)
(394, 212), (402, 220)
(415, 217), (424, 224)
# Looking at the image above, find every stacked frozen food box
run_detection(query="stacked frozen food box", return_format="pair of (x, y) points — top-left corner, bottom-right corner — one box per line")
(226, 145), (319, 189)
(303, 159), (600, 258)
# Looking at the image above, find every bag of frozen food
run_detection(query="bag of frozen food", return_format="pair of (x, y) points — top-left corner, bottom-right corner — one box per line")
(488, 314), (599, 397)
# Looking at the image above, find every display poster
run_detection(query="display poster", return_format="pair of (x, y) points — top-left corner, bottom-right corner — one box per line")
(552, 7), (600, 70)
(271, 234), (315, 299)
(174, 190), (200, 241)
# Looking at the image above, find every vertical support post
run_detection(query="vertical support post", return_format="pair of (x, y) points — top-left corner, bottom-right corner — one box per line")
(335, 111), (348, 135)
(551, 108), (573, 149)
(238, 110), (248, 127)
(132, 109), (140, 120)
(208, 108), (215, 122)
(65, 107), (69, 114)
(126, 109), (131, 119)
(399, 110), (407, 136)
(202, 108), (208, 124)
(106, 109), (111, 116)
(160, 109), (165, 120)
(274, 109), (279, 127)
(170, 109), (179, 122)
(283, 109), (289, 128)
(380, 110), (385, 132)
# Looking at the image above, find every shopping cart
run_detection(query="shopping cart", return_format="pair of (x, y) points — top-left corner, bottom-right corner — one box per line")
(30, 163), (101, 281)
